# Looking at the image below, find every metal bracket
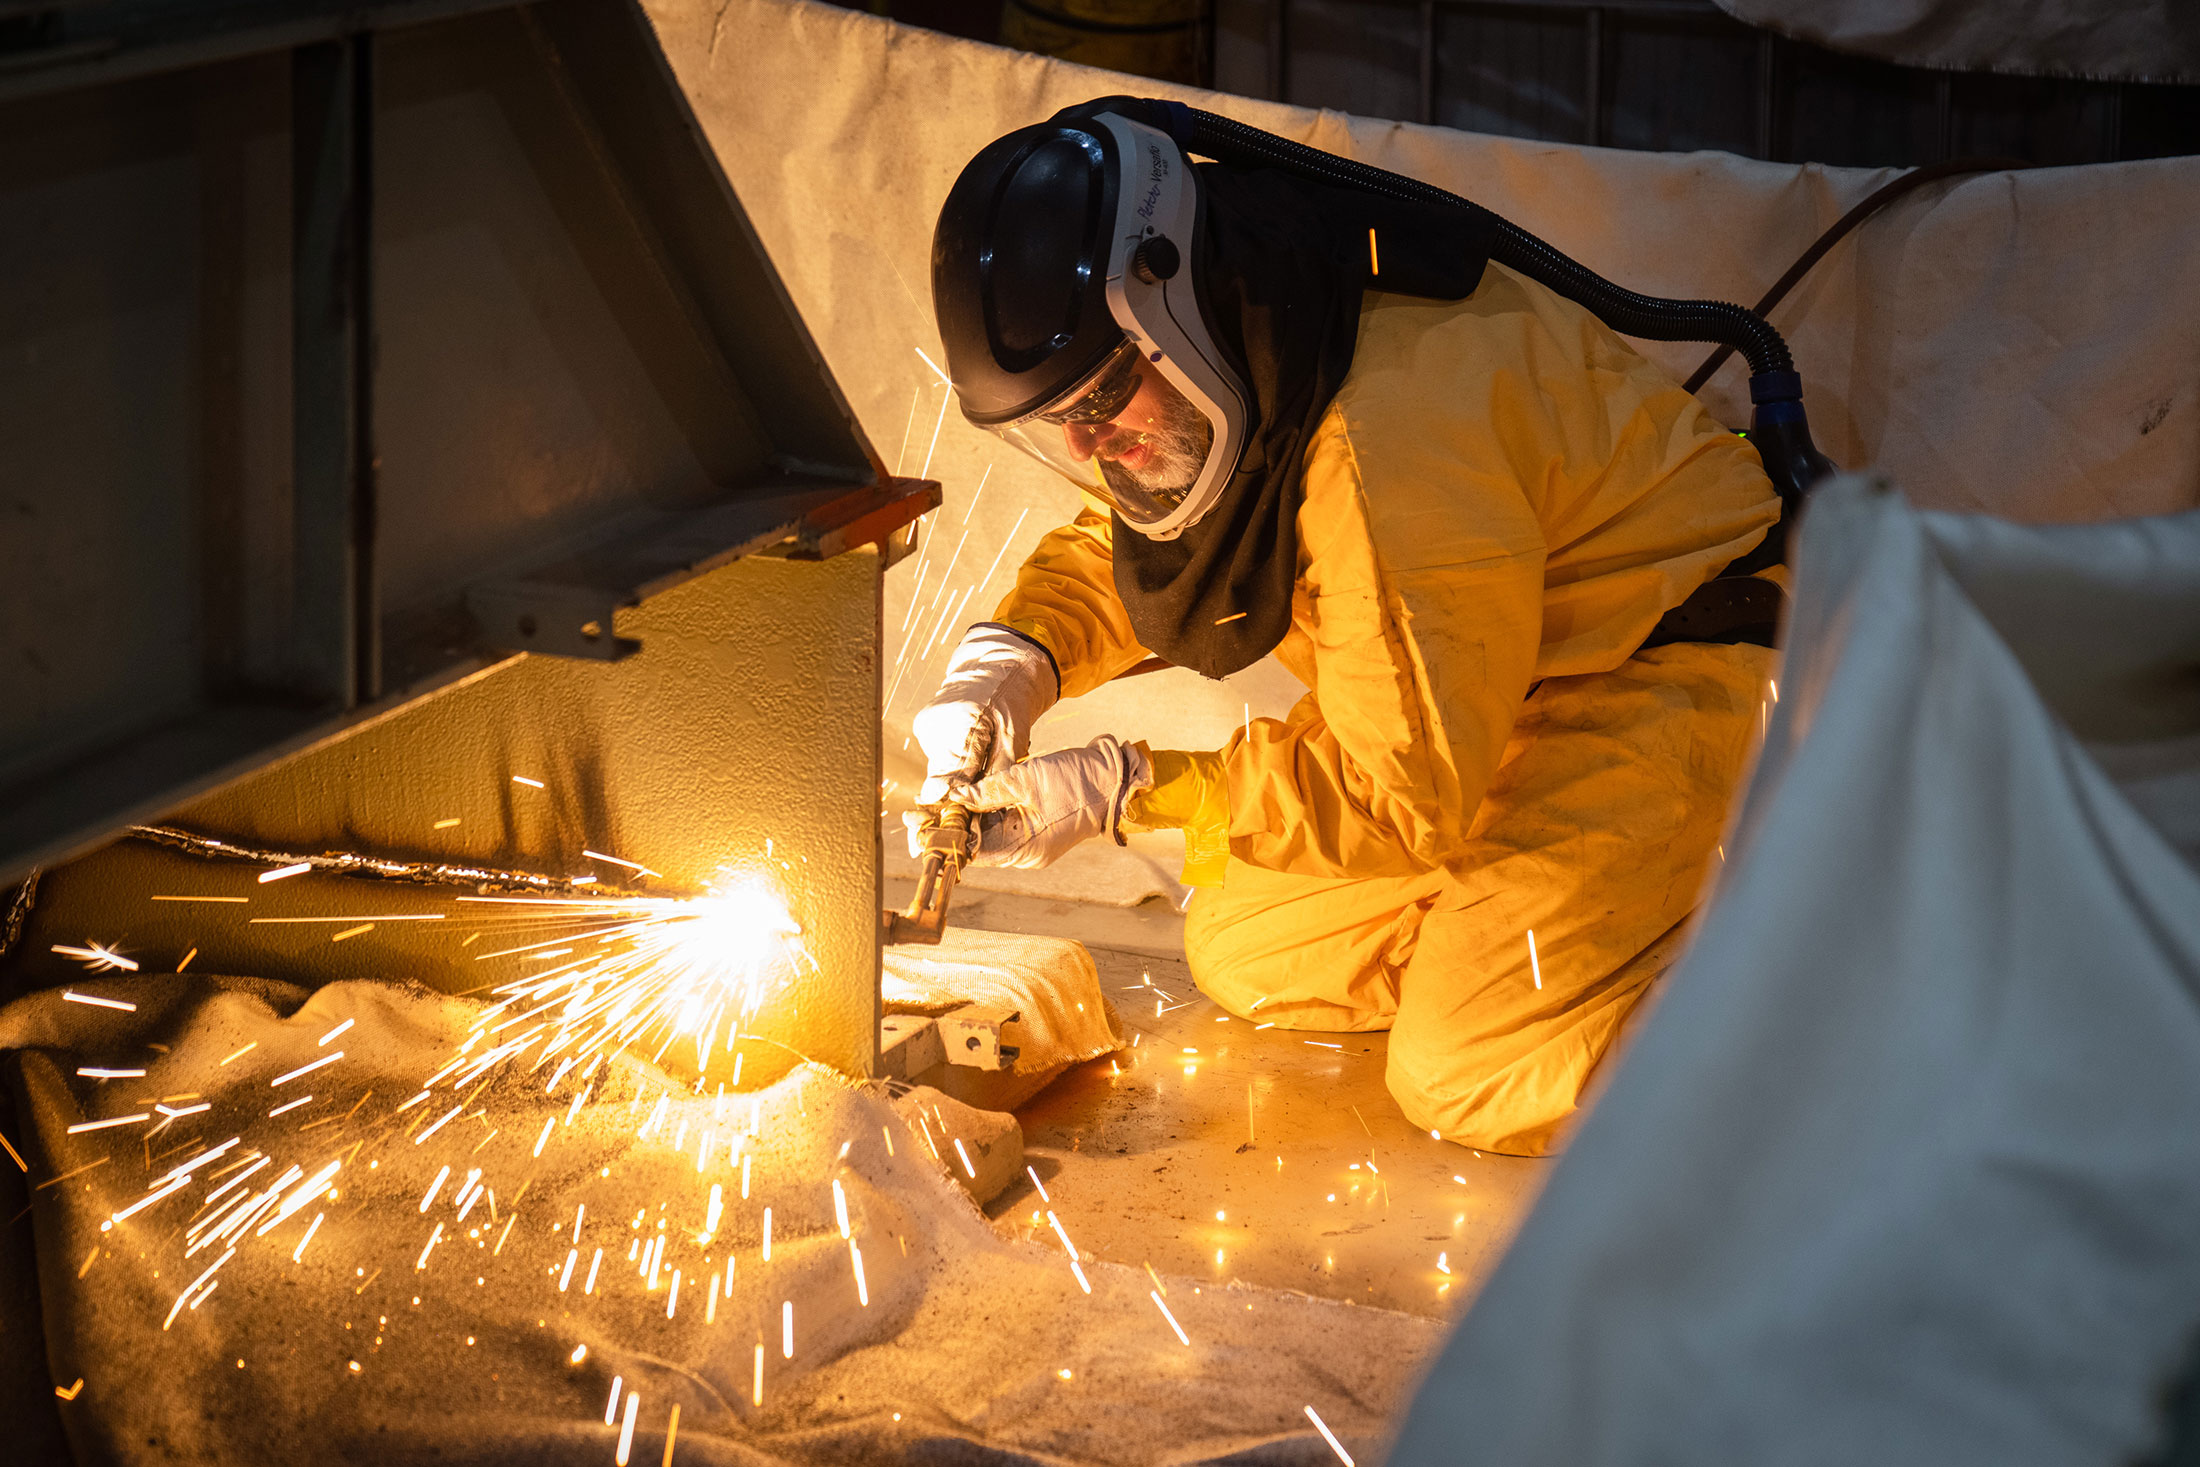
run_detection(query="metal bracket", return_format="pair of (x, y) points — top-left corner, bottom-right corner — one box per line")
(939, 1003), (1021, 1072)
(879, 1003), (1023, 1082)
(467, 581), (641, 661)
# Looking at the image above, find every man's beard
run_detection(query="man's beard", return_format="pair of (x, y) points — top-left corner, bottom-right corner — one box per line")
(1096, 403), (1213, 510)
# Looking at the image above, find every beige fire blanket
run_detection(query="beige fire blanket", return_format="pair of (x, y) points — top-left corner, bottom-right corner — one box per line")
(1713, 0), (2200, 84)
(647, 0), (2200, 908)
(0, 972), (1432, 1463)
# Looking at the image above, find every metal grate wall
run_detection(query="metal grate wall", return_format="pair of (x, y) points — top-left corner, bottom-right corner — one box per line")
(1208, 0), (2200, 167)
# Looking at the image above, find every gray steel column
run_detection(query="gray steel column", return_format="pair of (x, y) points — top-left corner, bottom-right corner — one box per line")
(291, 35), (378, 708)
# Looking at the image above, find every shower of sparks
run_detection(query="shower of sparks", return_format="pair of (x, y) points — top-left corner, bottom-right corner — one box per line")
(49, 833), (1204, 1455)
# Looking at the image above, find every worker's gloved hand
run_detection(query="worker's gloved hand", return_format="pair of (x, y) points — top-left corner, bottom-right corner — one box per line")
(911, 624), (1060, 806)
(924, 736), (1153, 870)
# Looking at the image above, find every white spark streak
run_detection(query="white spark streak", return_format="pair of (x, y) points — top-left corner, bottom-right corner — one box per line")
(248, 914), (445, 923)
(413, 1102), (463, 1144)
(1046, 1212), (1092, 1294)
(253, 1160), (339, 1236)
(1304, 1406), (1355, 1466)
(832, 1178), (850, 1238)
(782, 1300), (794, 1358)
(1150, 1290), (1190, 1346)
(62, 989), (137, 1010)
(268, 1095), (312, 1117)
(1526, 929), (1543, 990)
(258, 863), (312, 883)
(420, 1165), (452, 1213)
(67, 1114), (148, 1134)
(292, 1212), (324, 1261)
(76, 1068), (145, 1079)
(616, 1391), (639, 1465)
(270, 1052), (343, 1087)
(416, 1222), (444, 1270)
(164, 1248), (235, 1329)
(317, 1019), (354, 1045)
(583, 849), (662, 877)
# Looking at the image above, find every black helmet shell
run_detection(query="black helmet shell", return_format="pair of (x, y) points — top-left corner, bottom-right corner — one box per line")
(932, 122), (1126, 426)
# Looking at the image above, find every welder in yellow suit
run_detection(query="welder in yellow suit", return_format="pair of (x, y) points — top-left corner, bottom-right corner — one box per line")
(946, 265), (1779, 1156)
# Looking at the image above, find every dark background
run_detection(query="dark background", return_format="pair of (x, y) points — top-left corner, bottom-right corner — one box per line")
(828, 0), (2200, 168)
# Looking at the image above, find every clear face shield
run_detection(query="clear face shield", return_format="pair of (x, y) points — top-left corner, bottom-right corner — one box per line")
(990, 337), (1220, 531)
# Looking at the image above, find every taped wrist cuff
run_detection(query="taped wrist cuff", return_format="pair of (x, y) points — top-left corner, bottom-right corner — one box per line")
(1124, 746), (1231, 887)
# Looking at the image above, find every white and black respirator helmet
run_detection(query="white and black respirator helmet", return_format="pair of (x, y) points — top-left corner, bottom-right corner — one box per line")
(932, 109), (1252, 541)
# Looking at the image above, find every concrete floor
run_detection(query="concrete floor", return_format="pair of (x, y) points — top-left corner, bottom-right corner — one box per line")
(890, 882), (1552, 1320)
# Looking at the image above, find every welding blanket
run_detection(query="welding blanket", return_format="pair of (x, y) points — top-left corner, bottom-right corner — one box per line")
(648, 0), (2200, 908)
(0, 976), (1433, 1465)
(1386, 475), (2200, 1465)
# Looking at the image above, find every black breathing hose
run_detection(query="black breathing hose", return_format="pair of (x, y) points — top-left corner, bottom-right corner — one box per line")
(1680, 154), (2032, 395)
(1158, 102), (1797, 377)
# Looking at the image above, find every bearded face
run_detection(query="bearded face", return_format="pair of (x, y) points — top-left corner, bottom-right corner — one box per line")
(1060, 365), (1215, 513)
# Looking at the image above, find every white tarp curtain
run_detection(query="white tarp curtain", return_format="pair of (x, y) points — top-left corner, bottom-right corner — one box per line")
(1715, 0), (2200, 85)
(1388, 474), (2200, 1466)
(650, 0), (2200, 907)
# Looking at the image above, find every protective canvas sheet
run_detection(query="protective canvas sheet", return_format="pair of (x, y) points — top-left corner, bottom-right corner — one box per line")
(1715, 0), (2200, 84)
(0, 973), (1434, 1465)
(1387, 475), (2200, 1465)
(650, 0), (2200, 905)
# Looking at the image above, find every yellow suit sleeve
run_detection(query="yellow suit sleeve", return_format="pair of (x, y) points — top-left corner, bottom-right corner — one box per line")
(992, 503), (1153, 698)
(1124, 747), (1231, 886)
(1215, 270), (1773, 883)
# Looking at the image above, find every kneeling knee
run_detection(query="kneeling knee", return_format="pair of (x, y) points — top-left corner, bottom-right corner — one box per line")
(1386, 1049), (1578, 1157)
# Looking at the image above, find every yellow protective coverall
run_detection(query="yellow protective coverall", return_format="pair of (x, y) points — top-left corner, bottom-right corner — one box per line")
(996, 262), (1781, 1155)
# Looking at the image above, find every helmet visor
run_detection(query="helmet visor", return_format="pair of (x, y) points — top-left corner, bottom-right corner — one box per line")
(989, 338), (1219, 529)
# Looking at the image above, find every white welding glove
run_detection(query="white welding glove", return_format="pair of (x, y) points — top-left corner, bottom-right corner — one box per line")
(910, 623), (1060, 806)
(925, 736), (1154, 870)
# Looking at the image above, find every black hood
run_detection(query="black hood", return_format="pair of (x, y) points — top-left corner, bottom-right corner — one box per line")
(1110, 166), (1495, 677)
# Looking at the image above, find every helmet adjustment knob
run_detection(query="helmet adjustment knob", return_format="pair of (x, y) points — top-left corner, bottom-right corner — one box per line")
(1131, 236), (1181, 285)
